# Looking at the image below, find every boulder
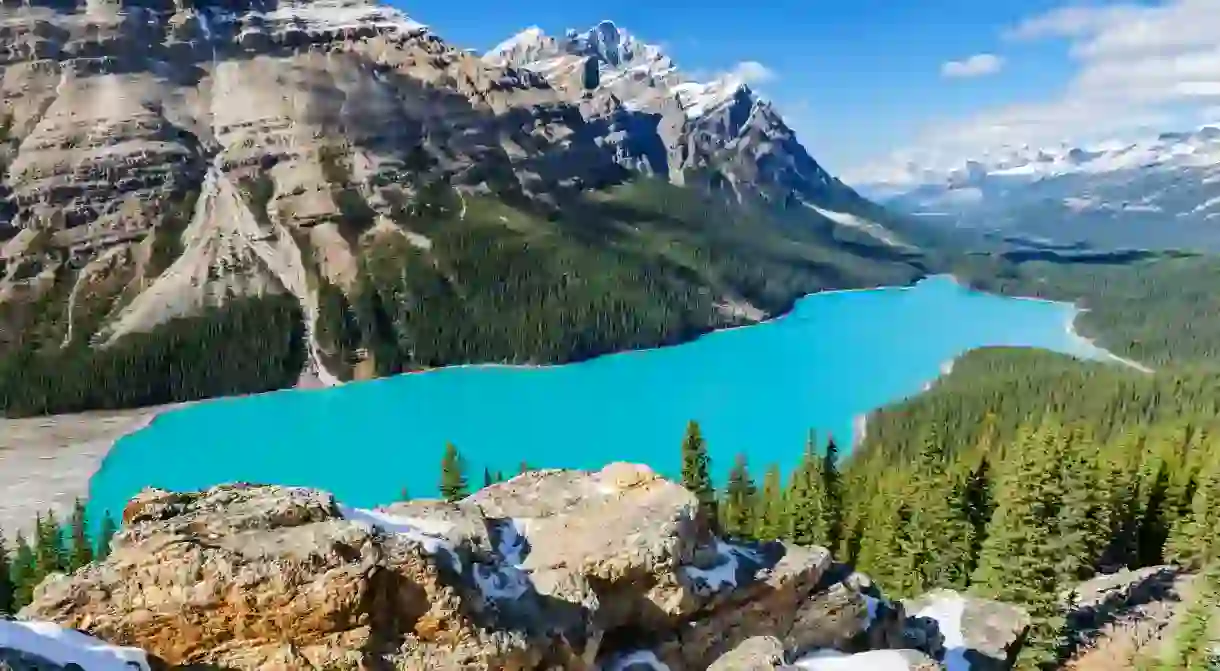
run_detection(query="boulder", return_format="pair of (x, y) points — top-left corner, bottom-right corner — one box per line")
(904, 589), (1030, 670)
(707, 636), (785, 671)
(16, 468), (1031, 670)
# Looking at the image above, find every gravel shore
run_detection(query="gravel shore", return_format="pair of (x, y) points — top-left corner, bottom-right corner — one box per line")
(0, 408), (167, 537)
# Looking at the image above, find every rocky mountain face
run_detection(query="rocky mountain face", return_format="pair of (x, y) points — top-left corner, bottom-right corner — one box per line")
(0, 0), (922, 398)
(482, 21), (882, 216)
(867, 126), (1220, 252)
(7, 464), (1030, 670)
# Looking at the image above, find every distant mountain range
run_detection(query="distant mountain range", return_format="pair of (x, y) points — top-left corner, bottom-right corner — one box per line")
(864, 126), (1220, 251)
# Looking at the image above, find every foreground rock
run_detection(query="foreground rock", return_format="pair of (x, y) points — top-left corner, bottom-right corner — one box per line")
(16, 465), (1026, 669)
(903, 590), (1031, 671)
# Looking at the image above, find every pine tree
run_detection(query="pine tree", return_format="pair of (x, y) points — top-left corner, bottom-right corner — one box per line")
(1053, 427), (1111, 583)
(755, 464), (786, 541)
(1167, 447), (1220, 569)
(11, 532), (35, 610)
(971, 423), (1069, 670)
(34, 511), (64, 578)
(680, 420), (717, 528)
(495, 470), (505, 483)
(439, 443), (468, 502)
(400, 487), (411, 501)
(518, 461), (532, 475)
(483, 467), (494, 489)
(0, 531), (13, 614)
(891, 426), (974, 596)
(68, 499), (92, 572)
(722, 453), (757, 540)
(787, 432), (830, 546)
(821, 435), (843, 549)
(96, 512), (117, 561)
(1161, 559), (1219, 670)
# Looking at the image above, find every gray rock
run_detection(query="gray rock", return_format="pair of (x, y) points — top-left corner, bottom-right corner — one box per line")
(905, 589), (1030, 670)
(707, 636), (785, 671)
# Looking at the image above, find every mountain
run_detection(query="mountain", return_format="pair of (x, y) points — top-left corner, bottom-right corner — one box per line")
(0, 0), (926, 416)
(863, 126), (1220, 252)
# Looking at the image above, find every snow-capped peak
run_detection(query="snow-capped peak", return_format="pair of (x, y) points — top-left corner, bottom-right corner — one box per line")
(487, 26), (547, 60)
(484, 20), (759, 120)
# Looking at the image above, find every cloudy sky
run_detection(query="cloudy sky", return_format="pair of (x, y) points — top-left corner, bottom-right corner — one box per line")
(403, 0), (1220, 184)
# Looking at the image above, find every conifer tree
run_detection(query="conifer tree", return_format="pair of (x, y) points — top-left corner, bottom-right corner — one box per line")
(755, 464), (786, 541)
(68, 499), (92, 572)
(680, 421), (717, 527)
(972, 423), (1068, 669)
(439, 443), (468, 502)
(1161, 559), (1219, 670)
(11, 532), (35, 610)
(483, 467), (495, 489)
(495, 470), (505, 483)
(821, 435), (843, 549)
(518, 461), (532, 475)
(400, 487), (411, 501)
(1053, 428), (1111, 583)
(722, 453), (757, 540)
(786, 432), (829, 546)
(0, 531), (13, 614)
(96, 512), (117, 561)
(34, 511), (64, 577)
(1167, 447), (1220, 569)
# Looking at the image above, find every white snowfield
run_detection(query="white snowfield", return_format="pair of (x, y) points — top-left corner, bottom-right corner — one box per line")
(603, 649), (672, 671)
(0, 619), (150, 671)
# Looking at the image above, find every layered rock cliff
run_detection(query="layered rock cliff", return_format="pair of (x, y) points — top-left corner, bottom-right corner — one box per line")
(0, 0), (927, 402)
(8, 465), (1029, 670)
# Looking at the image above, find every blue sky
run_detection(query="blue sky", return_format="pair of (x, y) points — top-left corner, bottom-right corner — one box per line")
(395, 0), (1220, 182)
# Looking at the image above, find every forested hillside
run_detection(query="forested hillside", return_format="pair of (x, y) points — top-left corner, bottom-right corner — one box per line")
(0, 180), (926, 418)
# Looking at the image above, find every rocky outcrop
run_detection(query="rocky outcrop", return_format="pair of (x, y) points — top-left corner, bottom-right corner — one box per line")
(13, 464), (1015, 670)
(903, 589), (1031, 671)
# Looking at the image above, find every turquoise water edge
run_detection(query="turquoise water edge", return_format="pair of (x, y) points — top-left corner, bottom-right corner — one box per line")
(85, 276), (1110, 522)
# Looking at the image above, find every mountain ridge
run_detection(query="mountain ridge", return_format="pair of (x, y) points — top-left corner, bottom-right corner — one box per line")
(0, 0), (928, 416)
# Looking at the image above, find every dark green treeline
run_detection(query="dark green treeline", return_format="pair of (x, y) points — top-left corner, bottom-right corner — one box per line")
(0, 501), (118, 614)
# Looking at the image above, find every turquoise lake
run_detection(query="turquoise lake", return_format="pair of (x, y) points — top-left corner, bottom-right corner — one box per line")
(86, 275), (1113, 522)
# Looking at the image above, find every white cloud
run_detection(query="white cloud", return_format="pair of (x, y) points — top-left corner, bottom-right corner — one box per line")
(728, 60), (777, 85)
(851, 0), (1220, 185)
(941, 54), (1005, 79)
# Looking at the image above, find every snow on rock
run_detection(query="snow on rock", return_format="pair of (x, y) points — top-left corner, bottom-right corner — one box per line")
(791, 649), (915, 671)
(603, 649), (672, 671)
(472, 518), (533, 604)
(680, 539), (762, 596)
(804, 204), (908, 248)
(914, 592), (969, 671)
(0, 619), (151, 671)
(228, 0), (428, 39)
(492, 518), (530, 566)
(338, 505), (462, 570)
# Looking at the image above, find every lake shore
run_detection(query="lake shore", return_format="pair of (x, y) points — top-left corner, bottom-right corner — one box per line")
(0, 407), (169, 537)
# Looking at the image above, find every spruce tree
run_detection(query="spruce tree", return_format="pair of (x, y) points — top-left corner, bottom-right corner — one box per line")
(755, 464), (786, 541)
(1053, 428), (1111, 583)
(439, 443), (468, 502)
(11, 532), (35, 610)
(1167, 447), (1220, 569)
(680, 420), (717, 527)
(821, 435), (843, 549)
(0, 531), (12, 614)
(34, 511), (64, 577)
(68, 499), (92, 572)
(518, 461), (532, 475)
(722, 453), (757, 540)
(971, 423), (1068, 670)
(483, 467), (494, 489)
(96, 512), (118, 561)
(786, 433), (829, 546)
(1161, 559), (1219, 670)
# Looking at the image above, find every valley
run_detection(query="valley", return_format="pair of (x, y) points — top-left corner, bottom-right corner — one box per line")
(0, 0), (1217, 669)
